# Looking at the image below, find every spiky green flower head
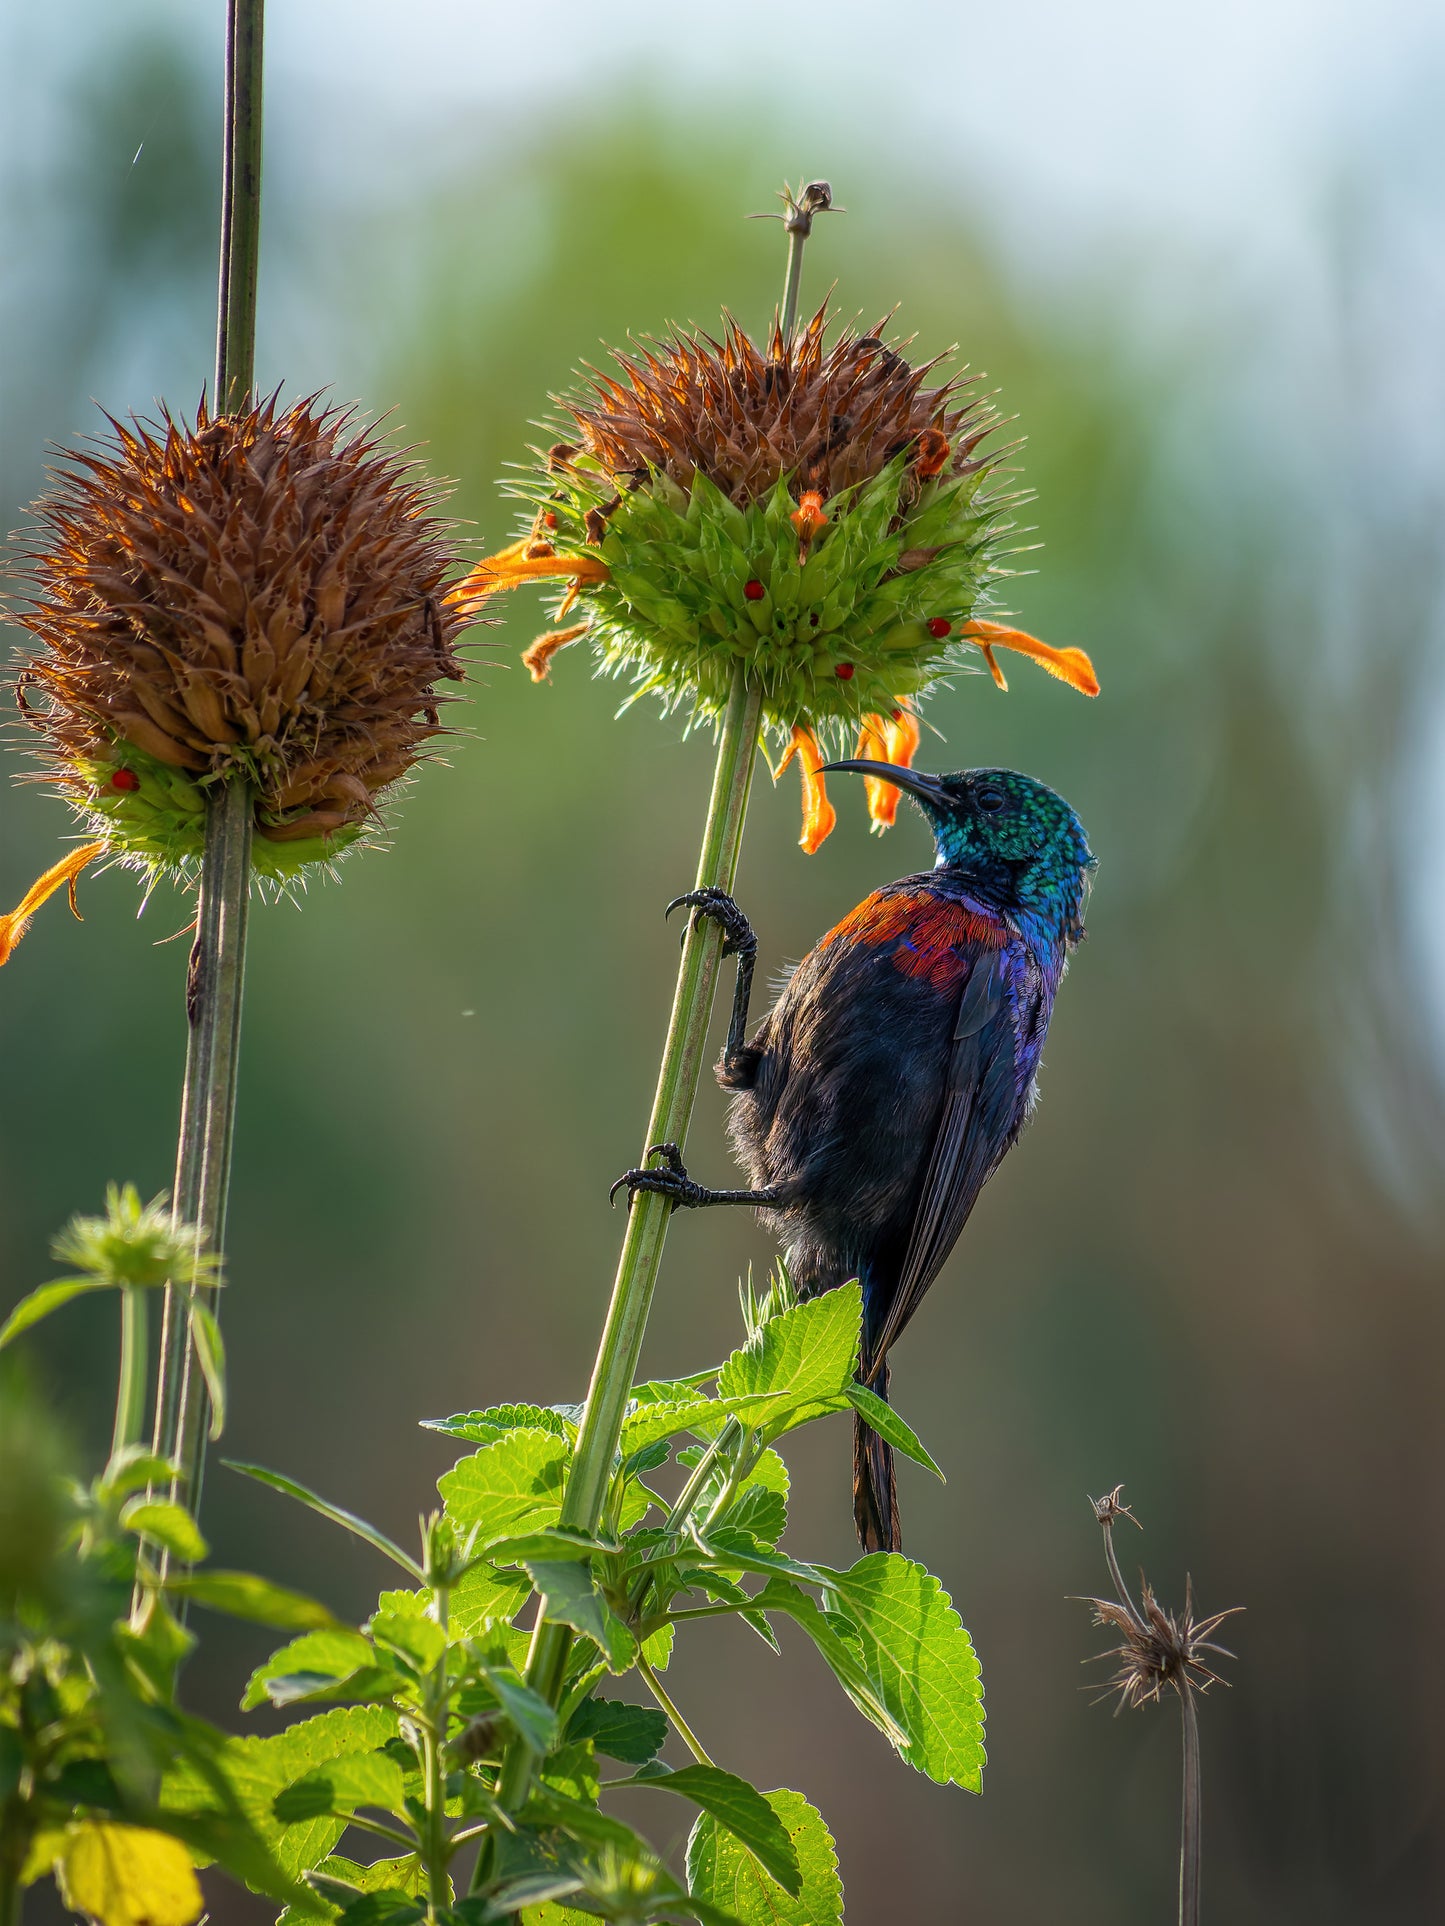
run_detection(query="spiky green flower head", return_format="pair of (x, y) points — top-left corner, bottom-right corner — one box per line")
(2, 396), (470, 963)
(454, 306), (1097, 849)
(52, 1183), (218, 1291)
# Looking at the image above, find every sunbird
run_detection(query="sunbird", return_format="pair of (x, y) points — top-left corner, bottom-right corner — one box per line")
(615, 761), (1095, 1552)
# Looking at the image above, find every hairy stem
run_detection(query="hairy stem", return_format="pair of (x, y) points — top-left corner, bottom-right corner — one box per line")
(1178, 1685), (1201, 1926)
(482, 666), (762, 1854)
(151, 776), (253, 1527)
(109, 1287), (149, 1468)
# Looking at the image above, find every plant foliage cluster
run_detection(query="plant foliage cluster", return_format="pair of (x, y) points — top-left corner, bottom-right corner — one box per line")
(3, 1255), (983, 1926)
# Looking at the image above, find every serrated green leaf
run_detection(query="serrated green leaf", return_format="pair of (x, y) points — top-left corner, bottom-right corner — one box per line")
(818, 1554), (985, 1788)
(226, 1462), (425, 1582)
(621, 1437), (673, 1480)
(243, 1632), (381, 1712)
(480, 1527), (617, 1567)
(273, 1750), (407, 1826)
(310, 1854), (424, 1903)
(538, 1737), (599, 1805)
(437, 1432), (570, 1544)
(0, 1277), (110, 1350)
(166, 1705), (399, 1881)
(369, 1607), (445, 1674)
(421, 1404), (574, 1445)
(336, 1891), (423, 1926)
(751, 1578), (907, 1747)
(844, 1385), (944, 1480)
(618, 1393), (786, 1459)
(120, 1498), (209, 1563)
(722, 1486), (787, 1546)
(527, 1560), (634, 1673)
(265, 1671), (402, 1711)
(190, 1298), (227, 1441)
(519, 1784), (652, 1856)
(716, 1288), (861, 1436)
(488, 1874), (586, 1915)
(479, 1664), (560, 1755)
(565, 1698), (667, 1765)
(166, 1570), (338, 1630)
(686, 1789), (842, 1926)
(687, 1530), (824, 1589)
(627, 1766), (800, 1897)
(449, 1560), (534, 1639)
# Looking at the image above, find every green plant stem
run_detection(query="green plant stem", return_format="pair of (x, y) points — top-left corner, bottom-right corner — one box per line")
(109, 1287), (149, 1467)
(152, 776), (253, 1526)
(422, 1579), (451, 1917)
(778, 180), (831, 342)
(1179, 1686), (1201, 1926)
(215, 0), (265, 414)
(481, 666), (762, 1861)
(149, 0), (264, 1547)
(635, 1650), (712, 1767)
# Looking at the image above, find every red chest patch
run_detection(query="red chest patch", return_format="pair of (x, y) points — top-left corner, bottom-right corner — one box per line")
(818, 890), (1007, 993)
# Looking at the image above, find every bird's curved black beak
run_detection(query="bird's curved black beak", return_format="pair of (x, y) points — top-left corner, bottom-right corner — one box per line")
(820, 760), (951, 809)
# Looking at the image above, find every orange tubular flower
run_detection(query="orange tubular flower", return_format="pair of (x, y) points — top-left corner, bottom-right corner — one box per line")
(449, 543), (611, 623)
(776, 725), (837, 854)
(521, 623), (591, 684)
(789, 489), (828, 551)
(856, 707), (922, 830)
(960, 619), (1099, 698)
(0, 842), (103, 967)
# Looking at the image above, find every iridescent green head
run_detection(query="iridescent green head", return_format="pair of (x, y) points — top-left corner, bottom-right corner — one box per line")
(824, 761), (1095, 944)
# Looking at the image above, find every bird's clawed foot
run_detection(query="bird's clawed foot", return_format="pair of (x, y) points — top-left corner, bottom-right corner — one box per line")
(610, 1141), (709, 1211)
(665, 887), (757, 963)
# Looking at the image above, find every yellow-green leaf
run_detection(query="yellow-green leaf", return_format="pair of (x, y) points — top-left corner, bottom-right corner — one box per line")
(57, 1823), (203, 1926)
(686, 1788), (842, 1926)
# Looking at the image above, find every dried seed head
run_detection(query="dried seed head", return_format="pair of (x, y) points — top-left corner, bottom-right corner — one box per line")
(453, 304), (1097, 850)
(1084, 1576), (1241, 1712)
(11, 394), (467, 881)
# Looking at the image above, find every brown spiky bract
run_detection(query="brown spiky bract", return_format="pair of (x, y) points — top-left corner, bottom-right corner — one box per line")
(12, 395), (465, 859)
(566, 302), (996, 504)
(1084, 1578), (1240, 1711)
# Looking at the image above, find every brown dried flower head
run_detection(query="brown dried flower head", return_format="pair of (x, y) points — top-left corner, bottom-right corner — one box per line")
(568, 303), (992, 506)
(11, 393), (465, 885)
(1085, 1575), (1240, 1712)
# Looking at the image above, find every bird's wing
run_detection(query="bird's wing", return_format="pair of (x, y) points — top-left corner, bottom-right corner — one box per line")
(863, 944), (1022, 1369)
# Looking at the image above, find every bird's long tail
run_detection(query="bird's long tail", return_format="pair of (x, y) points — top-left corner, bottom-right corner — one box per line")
(852, 1355), (900, 1553)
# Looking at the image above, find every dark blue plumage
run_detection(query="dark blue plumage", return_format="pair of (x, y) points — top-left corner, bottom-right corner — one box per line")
(616, 761), (1094, 1551)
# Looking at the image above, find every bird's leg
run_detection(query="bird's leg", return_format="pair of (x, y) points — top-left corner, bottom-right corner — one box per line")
(665, 886), (757, 1083)
(609, 1141), (783, 1213)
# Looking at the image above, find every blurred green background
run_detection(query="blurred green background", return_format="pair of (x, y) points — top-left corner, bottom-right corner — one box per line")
(4, 3), (1445, 1920)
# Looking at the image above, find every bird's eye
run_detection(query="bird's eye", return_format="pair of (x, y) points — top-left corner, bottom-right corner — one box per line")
(974, 784), (1006, 813)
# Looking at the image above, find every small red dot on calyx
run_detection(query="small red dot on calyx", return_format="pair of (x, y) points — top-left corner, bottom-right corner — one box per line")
(743, 579), (766, 601)
(927, 617), (952, 638)
(834, 662), (855, 679)
(543, 511), (558, 529)
(110, 768), (140, 792)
